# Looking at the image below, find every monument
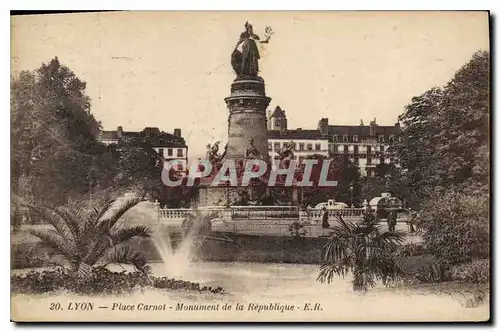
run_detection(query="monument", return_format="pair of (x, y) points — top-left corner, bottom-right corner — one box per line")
(197, 22), (274, 207)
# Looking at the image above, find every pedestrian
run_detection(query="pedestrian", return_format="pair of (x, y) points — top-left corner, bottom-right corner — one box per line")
(322, 207), (330, 228)
(407, 208), (416, 233)
(387, 210), (397, 232)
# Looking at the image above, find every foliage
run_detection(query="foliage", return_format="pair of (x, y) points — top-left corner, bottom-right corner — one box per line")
(418, 191), (489, 268)
(395, 242), (427, 258)
(391, 51), (489, 203)
(318, 213), (405, 291)
(11, 244), (47, 269)
(11, 267), (225, 295)
(451, 259), (489, 284)
(288, 221), (307, 238)
(11, 58), (110, 204)
(25, 194), (152, 281)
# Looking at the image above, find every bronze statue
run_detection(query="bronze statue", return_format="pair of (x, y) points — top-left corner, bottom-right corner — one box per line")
(245, 137), (263, 159)
(231, 22), (273, 77)
(207, 141), (223, 165)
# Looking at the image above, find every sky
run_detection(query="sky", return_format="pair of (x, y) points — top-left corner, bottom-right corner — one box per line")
(11, 11), (489, 159)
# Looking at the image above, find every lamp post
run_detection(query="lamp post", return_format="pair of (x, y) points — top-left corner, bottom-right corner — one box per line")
(349, 185), (354, 208)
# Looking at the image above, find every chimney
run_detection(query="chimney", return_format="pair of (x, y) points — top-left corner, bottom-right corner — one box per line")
(360, 119), (364, 126)
(369, 118), (377, 136)
(143, 127), (160, 137)
(318, 118), (329, 136)
(117, 126), (123, 138)
(174, 128), (182, 137)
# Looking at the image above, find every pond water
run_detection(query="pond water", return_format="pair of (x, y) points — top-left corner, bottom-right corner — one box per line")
(11, 262), (489, 322)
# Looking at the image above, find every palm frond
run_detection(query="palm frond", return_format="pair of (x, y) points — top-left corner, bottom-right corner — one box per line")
(28, 228), (75, 259)
(96, 196), (143, 233)
(30, 205), (77, 250)
(97, 244), (150, 275)
(77, 262), (93, 282)
(83, 198), (116, 233)
(83, 234), (113, 267)
(109, 226), (152, 245)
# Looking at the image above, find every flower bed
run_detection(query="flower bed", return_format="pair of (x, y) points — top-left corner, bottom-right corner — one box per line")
(11, 267), (224, 295)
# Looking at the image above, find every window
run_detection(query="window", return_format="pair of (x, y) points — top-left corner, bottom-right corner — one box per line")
(307, 144), (313, 151)
(380, 157), (385, 164)
(315, 144), (321, 151)
(353, 135), (359, 142)
(268, 143), (272, 151)
(367, 146), (372, 154)
(274, 142), (281, 152)
(343, 145), (348, 153)
(332, 135), (338, 142)
(158, 148), (164, 157)
(380, 145), (385, 152)
(167, 148), (173, 156)
(291, 142), (297, 151)
(389, 135), (395, 142)
(333, 145), (338, 153)
(379, 135), (385, 143)
(299, 143), (305, 151)
(274, 155), (280, 160)
(343, 135), (349, 142)
(354, 145), (359, 154)
(177, 149), (183, 157)
(367, 157), (372, 165)
(177, 163), (184, 171)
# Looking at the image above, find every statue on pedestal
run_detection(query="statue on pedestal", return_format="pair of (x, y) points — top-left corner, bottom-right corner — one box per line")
(244, 137), (263, 159)
(231, 22), (273, 77)
(278, 140), (295, 160)
(207, 141), (223, 166)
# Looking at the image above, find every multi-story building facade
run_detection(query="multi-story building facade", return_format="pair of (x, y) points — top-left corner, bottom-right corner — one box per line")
(266, 106), (402, 176)
(318, 118), (402, 177)
(98, 126), (188, 172)
(267, 106), (329, 162)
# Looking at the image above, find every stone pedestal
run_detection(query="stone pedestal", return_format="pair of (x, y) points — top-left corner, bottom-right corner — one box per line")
(224, 76), (271, 160)
(197, 76), (272, 207)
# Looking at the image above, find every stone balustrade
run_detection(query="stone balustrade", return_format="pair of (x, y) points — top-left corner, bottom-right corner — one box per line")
(157, 206), (366, 223)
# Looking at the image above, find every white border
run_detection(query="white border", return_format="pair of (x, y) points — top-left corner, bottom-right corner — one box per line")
(3, 1), (497, 331)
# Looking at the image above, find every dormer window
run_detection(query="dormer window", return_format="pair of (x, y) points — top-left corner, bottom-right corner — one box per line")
(389, 135), (395, 142)
(343, 135), (349, 142)
(353, 135), (359, 142)
(333, 135), (338, 142)
(379, 135), (385, 143)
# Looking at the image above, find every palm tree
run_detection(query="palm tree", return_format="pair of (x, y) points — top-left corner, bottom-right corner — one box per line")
(318, 212), (405, 291)
(26, 194), (152, 281)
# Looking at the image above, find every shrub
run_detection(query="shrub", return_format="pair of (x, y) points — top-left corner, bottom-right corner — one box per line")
(11, 244), (47, 269)
(451, 259), (489, 284)
(396, 242), (427, 257)
(11, 267), (225, 295)
(418, 191), (489, 267)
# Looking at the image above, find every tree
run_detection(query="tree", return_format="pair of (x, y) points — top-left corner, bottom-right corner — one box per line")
(27, 195), (152, 281)
(417, 191), (489, 268)
(318, 213), (404, 291)
(331, 156), (362, 207)
(392, 50), (489, 202)
(11, 57), (104, 204)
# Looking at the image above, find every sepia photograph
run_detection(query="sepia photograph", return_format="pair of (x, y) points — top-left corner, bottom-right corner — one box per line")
(10, 10), (490, 322)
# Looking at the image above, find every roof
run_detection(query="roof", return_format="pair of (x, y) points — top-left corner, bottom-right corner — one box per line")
(99, 128), (187, 147)
(270, 106), (285, 118)
(268, 129), (328, 140)
(328, 125), (402, 137)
